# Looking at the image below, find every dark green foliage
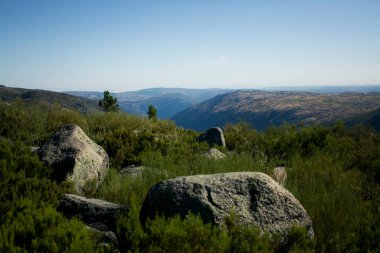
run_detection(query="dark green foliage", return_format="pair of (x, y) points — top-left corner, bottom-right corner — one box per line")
(116, 205), (146, 252)
(147, 104), (157, 121)
(0, 200), (98, 253)
(0, 137), (65, 221)
(142, 213), (230, 253)
(1, 100), (380, 252)
(99, 90), (118, 112)
(224, 213), (273, 253)
(116, 211), (313, 253)
(0, 136), (102, 252)
(276, 226), (316, 253)
(0, 101), (88, 145)
(224, 122), (259, 153)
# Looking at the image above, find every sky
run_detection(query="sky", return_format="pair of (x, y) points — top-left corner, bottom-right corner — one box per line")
(0, 0), (379, 92)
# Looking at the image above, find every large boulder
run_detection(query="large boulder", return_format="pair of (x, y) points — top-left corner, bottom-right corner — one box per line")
(140, 172), (313, 238)
(196, 127), (226, 148)
(57, 194), (129, 232)
(37, 124), (109, 194)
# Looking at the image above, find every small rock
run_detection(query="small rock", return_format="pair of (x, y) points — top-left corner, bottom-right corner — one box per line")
(120, 166), (169, 179)
(57, 194), (129, 232)
(196, 127), (226, 148)
(204, 148), (226, 159)
(87, 226), (118, 248)
(30, 146), (40, 153)
(120, 166), (145, 178)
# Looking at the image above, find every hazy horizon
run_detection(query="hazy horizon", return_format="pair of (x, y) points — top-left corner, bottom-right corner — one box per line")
(3, 84), (380, 94)
(50, 84), (380, 93)
(1, 1), (379, 92)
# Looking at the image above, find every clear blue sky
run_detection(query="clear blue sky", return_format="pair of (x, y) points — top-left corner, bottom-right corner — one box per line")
(0, 0), (379, 92)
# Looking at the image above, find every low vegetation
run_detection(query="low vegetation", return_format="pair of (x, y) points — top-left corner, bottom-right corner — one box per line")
(0, 100), (379, 252)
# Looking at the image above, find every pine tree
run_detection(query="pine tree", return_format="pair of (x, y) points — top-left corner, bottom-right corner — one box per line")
(99, 91), (118, 112)
(147, 104), (157, 121)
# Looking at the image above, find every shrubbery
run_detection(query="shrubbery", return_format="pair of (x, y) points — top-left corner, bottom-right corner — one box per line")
(0, 135), (104, 252)
(0, 200), (98, 253)
(0, 100), (379, 252)
(116, 210), (313, 253)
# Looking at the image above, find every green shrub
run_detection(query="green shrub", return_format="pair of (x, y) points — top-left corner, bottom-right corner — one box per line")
(116, 203), (146, 252)
(0, 199), (99, 253)
(143, 213), (230, 253)
(0, 137), (68, 221)
(116, 210), (314, 253)
(276, 226), (315, 253)
(0, 101), (88, 145)
(224, 213), (272, 253)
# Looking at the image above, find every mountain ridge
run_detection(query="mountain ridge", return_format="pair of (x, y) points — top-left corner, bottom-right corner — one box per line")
(172, 90), (380, 131)
(66, 88), (233, 119)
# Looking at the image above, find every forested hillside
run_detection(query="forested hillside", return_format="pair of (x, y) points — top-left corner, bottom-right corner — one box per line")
(0, 85), (99, 114)
(0, 100), (379, 252)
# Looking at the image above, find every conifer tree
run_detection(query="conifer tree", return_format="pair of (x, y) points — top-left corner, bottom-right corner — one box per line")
(147, 104), (157, 121)
(99, 91), (118, 112)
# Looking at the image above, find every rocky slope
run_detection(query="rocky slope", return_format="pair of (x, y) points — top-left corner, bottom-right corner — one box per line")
(172, 90), (380, 131)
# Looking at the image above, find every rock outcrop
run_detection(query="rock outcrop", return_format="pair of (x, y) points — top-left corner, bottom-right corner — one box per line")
(140, 172), (313, 238)
(204, 148), (226, 159)
(196, 127), (226, 148)
(37, 124), (109, 194)
(57, 194), (129, 232)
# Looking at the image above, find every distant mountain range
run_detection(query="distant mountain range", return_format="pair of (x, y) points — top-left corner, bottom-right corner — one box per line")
(66, 88), (232, 119)
(172, 90), (380, 131)
(2, 85), (380, 132)
(263, 85), (380, 94)
(0, 85), (99, 113)
(66, 86), (380, 121)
